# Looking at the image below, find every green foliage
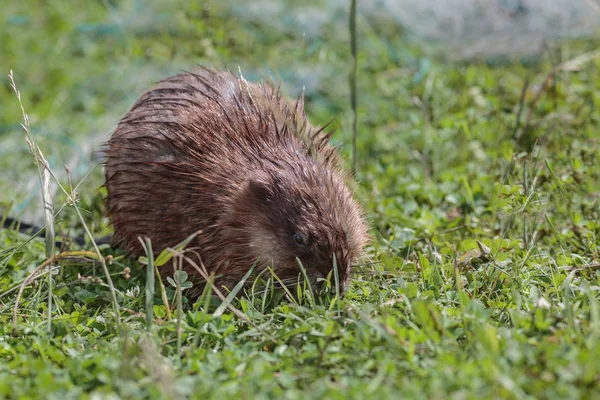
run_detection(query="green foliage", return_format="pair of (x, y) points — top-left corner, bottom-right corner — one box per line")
(1, 0), (600, 398)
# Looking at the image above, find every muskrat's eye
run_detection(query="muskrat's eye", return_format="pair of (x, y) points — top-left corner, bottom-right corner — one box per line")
(293, 232), (307, 247)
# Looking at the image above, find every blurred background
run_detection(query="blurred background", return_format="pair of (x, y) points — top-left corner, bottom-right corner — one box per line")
(1, 0), (599, 226)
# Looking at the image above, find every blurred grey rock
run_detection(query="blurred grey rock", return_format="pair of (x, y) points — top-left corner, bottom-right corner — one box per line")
(229, 0), (600, 58)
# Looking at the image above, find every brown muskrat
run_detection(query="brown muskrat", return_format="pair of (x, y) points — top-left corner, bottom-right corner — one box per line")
(104, 67), (368, 297)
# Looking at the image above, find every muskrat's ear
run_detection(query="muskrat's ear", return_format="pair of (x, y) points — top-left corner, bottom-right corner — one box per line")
(243, 179), (271, 203)
(229, 179), (272, 219)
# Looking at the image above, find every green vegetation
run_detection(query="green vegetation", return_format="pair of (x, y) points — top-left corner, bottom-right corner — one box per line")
(1, 1), (600, 398)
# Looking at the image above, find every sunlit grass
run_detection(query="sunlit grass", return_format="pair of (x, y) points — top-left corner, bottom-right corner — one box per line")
(1, 0), (600, 398)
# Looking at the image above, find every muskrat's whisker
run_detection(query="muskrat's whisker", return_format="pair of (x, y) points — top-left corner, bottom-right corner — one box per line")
(273, 278), (301, 288)
(351, 260), (384, 268)
(351, 270), (398, 276)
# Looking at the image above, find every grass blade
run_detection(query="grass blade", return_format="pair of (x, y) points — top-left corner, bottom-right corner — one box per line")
(141, 237), (155, 330)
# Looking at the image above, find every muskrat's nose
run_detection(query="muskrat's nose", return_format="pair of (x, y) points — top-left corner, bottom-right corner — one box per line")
(313, 272), (347, 296)
(325, 277), (348, 296)
(319, 260), (349, 295)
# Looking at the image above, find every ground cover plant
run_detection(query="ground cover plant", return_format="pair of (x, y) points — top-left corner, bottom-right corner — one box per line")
(1, 0), (600, 398)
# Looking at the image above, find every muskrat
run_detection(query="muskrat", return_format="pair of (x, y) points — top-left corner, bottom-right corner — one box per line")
(104, 67), (368, 297)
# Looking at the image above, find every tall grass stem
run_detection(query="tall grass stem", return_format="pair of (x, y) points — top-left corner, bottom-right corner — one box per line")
(349, 0), (358, 175)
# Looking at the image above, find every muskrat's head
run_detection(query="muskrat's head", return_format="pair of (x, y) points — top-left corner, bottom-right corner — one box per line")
(224, 162), (369, 295)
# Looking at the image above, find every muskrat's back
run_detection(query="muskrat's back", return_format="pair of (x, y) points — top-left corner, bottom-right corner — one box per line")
(104, 68), (368, 296)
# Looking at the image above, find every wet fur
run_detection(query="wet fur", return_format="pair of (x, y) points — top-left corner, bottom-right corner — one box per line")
(104, 67), (368, 297)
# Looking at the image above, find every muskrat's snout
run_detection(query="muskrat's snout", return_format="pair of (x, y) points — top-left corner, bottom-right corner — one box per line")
(311, 260), (351, 296)
(278, 256), (350, 296)
(315, 275), (349, 296)
(314, 275), (349, 296)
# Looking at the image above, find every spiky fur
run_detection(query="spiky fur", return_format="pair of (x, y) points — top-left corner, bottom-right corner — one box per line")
(104, 67), (368, 297)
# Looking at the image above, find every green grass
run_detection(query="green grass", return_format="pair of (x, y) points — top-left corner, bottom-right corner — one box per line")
(2, 0), (600, 398)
